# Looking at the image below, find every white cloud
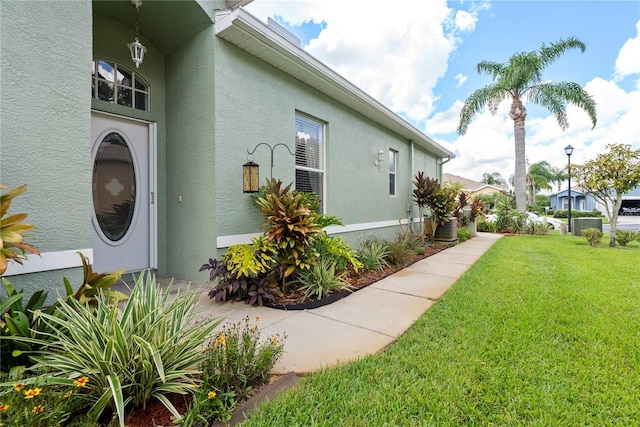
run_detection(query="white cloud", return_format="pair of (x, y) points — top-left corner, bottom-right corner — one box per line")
(246, 0), (484, 123)
(615, 20), (640, 80)
(454, 73), (467, 87)
(453, 10), (477, 33)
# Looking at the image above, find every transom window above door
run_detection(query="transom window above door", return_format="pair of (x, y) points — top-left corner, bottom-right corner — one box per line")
(92, 60), (149, 111)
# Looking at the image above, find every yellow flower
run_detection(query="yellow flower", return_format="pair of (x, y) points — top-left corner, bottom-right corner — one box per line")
(272, 335), (279, 346)
(207, 391), (217, 399)
(73, 377), (89, 388)
(24, 388), (41, 399)
(32, 404), (45, 414)
(0, 404), (9, 411)
(13, 383), (25, 392)
(192, 383), (200, 389)
(215, 333), (226, 346)
(64, 390), (73, 399)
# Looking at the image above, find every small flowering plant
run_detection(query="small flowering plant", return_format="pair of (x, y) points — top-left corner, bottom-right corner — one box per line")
(0, 375), (91, 427)
(200, 316), (286, 400)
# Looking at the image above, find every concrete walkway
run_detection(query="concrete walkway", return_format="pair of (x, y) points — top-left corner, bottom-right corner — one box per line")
(182, 232), (502, 374)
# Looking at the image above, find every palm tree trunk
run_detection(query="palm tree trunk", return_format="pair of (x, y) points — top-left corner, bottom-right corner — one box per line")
(510, 97), (527, 212)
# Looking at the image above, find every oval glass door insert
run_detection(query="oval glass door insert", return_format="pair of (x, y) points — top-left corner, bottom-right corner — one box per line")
(92, 132), (136, 242)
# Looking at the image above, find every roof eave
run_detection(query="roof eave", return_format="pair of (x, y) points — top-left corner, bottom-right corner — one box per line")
(215, 8), (454, 159)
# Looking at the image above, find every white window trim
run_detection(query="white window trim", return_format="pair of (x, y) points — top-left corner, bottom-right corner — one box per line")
(294, 112), (326, 211)
(389, 148), (398, 197)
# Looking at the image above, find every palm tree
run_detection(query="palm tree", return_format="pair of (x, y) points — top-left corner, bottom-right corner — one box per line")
(527, 160), (554, 206)
(549, 166), (567, 192)
(457, 37), (597, 212)
(481, 172), (506, 185)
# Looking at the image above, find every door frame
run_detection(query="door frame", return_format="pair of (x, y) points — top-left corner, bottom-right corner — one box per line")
(91, 110), (158, 269)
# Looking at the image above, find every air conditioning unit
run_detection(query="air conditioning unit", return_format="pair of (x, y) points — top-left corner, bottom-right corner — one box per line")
(572, 218), (603, 236)
(434, 217), (458, 242)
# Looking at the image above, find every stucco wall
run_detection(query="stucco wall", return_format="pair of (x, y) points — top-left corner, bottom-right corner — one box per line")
(164, 26), (218, 279)
(0, 1), (92, 293)
(211, 36), (441, 252)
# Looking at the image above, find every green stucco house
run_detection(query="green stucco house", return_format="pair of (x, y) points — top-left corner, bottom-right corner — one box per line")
(1, 0), (454, 294)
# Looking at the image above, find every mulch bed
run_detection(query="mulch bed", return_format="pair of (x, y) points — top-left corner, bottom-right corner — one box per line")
(269, 242), (453, 308)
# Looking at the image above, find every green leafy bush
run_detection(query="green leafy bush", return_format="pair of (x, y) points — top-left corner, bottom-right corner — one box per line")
(0, 373), (91, 427)
(614, 229), (639, 246)
(386, 241), (412, 267)
(581, 227), (603, 247)
(357, 237), (390, 272)
(255, 179), (322, 280)
(201, 317), (285, 401)
(296, 259), (352, 301)
(310, 232), (362, 273)
(457, 227), (472, 242)
(30, 272), (225, 426)
(553, 209), (602, 218)
(0, 254), (125, 374)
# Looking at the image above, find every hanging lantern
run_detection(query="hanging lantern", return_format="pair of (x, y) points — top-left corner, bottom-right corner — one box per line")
(243, 161), (259, 193)
(128, 0), (146, 68)
(128, 38), (146, 68)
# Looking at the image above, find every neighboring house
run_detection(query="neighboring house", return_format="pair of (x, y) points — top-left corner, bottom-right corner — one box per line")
(549, 187), (595, 212)
(443, 173), (509, 197)
(1, 0), (454, 294)
(550, 185), (640, 214)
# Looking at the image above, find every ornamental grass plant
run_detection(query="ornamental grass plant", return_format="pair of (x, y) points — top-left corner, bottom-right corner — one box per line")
(242, 233), (640, 426)
(29, 271), (225, 427)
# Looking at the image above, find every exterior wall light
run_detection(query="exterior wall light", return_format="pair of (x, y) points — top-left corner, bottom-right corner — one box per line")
(128, 0), (146, 68)
(243, 160), (260, 193)
(374, 149), (385, 167)
(565, 144), (574, 232)
(243, 143), (294, 193)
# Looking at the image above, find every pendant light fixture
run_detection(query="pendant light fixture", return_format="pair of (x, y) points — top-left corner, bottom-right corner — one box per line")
(127, 0), (146, 68)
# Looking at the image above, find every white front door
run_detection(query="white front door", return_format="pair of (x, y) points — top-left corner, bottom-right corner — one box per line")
(91, 112), (155, 273)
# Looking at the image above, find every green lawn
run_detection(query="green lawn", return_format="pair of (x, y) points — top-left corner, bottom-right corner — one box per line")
(241, 234), (640, 426)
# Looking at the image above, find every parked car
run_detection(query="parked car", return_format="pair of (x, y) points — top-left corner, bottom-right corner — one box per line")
(484, 212), (560, 230)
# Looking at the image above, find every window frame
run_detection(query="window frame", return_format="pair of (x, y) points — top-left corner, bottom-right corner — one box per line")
(92, 60), (150, 111)
(389, 148), (397, 197)
(294, 112), (326, 210)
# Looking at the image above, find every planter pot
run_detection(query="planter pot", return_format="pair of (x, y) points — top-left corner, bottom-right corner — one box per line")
(434, 217), (458, 242)
(467, 219), (477, 237)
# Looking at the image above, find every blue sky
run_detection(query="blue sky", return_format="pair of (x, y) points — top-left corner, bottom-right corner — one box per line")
(246, 0), (640, 184)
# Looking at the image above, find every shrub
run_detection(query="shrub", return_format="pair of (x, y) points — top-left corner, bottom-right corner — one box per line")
(614, 229), (639, 246)
(386, 241), (412, 267)
(581, 227), (603, 247)
(30, 271), (225, 426)
(255, 179), (322, 280)
(553, 209), (602, 218)
(311, 232), (362, 273)
(0, 184), (40, 275)
(201, 317), (285, 401)
(201, 236), (278, 306)
(178, 378), (236, 426)
(0, 254), (126, 373)
(296, 259), (352, 301)
(457, 227), (472, 242)
(357, 237), (390, 272)
(0, 374), (91, 427)
(525, 221), (549, 236)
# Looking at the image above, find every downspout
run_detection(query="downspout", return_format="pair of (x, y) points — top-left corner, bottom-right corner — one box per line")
(409, 140), (415, 231)
(438, 156), (452, 181)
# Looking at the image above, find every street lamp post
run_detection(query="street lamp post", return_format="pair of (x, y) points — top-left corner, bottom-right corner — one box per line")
(565, 145), (574, 233)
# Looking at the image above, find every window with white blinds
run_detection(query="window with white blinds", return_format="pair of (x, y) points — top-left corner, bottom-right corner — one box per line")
(389, 149), (397, 196)
(295, 113), (324, 202)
